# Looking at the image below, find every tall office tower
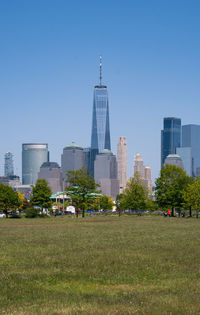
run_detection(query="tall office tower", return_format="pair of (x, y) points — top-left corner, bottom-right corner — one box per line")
(144, 166), (153, 195)
(161, 117), (181, 167)
(38, 162), (63, 194)
(22, 143), (49, 185)
(83, 147), (91, 173)
(117, 136), (127, 193)
(61, 142), (85, 182)
(4, 152), (14, 176)
(90, 56), (111, 176)
(94, 149), (119, 199)
(133, 153), (145, 179)
(181, 124), (200, 177)
(176, 147), (192, 176)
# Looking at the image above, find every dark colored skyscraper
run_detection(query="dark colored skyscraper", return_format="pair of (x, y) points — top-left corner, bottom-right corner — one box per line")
(161, 117), (181, 167)
(90, 56), (111, 176)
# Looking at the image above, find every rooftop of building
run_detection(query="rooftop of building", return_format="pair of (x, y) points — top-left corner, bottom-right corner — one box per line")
(94, 85), (107, 89)
(64, 141), (83, 150)
(23, 143), (48, 146)
(100, 149), (113, 155)
(166, 154), (182, 159)
(134, 153), (143, 161)
(164, 117), (181, 120)
(41, 162), (60, 169)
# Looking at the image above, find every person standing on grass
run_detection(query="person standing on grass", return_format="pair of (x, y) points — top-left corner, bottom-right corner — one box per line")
(167, 209), (171, 217)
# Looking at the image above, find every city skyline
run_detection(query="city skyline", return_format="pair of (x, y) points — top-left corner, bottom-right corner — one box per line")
(1, 1), (200, 182)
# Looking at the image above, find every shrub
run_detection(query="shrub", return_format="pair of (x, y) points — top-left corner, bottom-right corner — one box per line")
(25, 207), (40, 218)
(10, 212), (21, 219)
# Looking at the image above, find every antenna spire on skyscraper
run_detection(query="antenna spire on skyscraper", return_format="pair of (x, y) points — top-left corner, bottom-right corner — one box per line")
(100, 55), (102, 86)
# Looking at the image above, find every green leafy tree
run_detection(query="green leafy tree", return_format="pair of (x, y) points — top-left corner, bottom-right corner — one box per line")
(0, 183), (21, 217)
(66, 167), (100, 217)
(120, 172), (149, 210)
(22, 198), (32, 210)
(31, 179), (52, 209)
(183, 178), (200, 218)
(154, 164), (193, 216)
(99, 195), (114, 211)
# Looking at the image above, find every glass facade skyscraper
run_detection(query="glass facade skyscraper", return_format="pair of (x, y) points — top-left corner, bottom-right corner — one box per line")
(181, 124), (200, 176)
(161, 117), (181, 167)
(22, 143), (49, 185)
(91, 87), (111, 153)
(90, 57), (111, 176)
(4, 152), (14, 177)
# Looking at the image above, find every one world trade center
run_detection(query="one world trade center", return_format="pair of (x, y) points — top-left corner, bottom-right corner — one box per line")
(90, 56), (111, 176)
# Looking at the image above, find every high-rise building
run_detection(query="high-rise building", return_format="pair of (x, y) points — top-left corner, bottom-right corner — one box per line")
(117, 136), (127, 193)
(161, 117), (181, 167)
(144, 166), (153, 195)
(94, 149), (119, 199)
(176, 147), (192, 176)
(83, 147), (91, 173)
(38, 162), (63, 194)
(4, 152), (14, 177)
(22, 143), (49, 185)
(90, 56), (111, 176)
(133, 153), (145, 179)
(181, 124), (200, 177)
(133, 153), (153, 194)
(61, 142), (85, 182)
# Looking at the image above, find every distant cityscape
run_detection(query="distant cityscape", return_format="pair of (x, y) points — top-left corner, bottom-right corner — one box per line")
(1, 59), (200, 200)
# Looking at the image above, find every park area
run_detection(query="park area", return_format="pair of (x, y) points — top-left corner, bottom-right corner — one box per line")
(0, 215), (200, 314)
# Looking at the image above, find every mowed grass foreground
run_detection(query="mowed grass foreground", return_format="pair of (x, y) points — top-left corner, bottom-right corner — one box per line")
(0, 216), (200, 314)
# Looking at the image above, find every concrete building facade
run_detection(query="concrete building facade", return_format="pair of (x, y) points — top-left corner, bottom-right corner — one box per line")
(94, 149), (119, 199)
(164, 154), (184, 168)
(61, 142), (85, 182)
(144, 166), (153, 195)
(133, 153), (145, 179)
(38, 162), (63, 194)
(117, 136), (127, 193)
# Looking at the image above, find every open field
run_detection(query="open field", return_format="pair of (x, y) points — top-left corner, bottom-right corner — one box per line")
(0, 215), (200, 314)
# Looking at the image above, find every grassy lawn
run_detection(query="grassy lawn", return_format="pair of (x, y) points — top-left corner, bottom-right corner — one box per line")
(0, 215), (200, 314)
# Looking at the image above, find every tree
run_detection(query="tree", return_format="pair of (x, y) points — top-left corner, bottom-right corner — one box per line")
(99, 195), (114, 211)
(119, 172), (150, 210)
(31, 179), (52, 209)
(183, 178), (200, 218)
(154, 164), (193, 216)
(0, 184), (21, 217)
(66, 167), (100, 217)
(17, 192), (25, 210)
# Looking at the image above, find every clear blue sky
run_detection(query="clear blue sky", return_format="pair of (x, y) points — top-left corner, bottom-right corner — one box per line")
(1, 0), (200, 181)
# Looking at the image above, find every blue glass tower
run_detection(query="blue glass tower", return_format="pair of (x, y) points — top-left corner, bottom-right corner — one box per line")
(182, 124), (200, 176)
(90, 57), (111, 176)
(161, 117), (181, 167)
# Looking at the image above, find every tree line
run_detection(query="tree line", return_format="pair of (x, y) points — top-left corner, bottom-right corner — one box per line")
(1, 165), (200, 217)
(118, 164), (200, 217)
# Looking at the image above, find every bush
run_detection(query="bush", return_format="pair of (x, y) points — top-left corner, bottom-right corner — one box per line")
(25, 207), (40, 218)
(10, 212), (21, 219)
